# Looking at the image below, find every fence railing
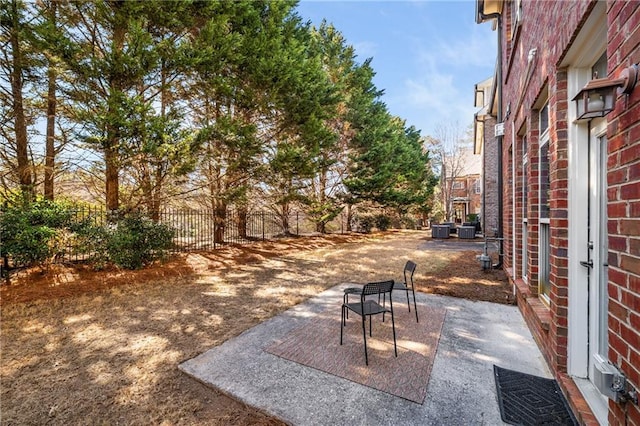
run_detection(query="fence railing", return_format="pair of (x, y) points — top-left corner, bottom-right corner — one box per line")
(162, 208), (345, 251)
(1, 207), (348, 270)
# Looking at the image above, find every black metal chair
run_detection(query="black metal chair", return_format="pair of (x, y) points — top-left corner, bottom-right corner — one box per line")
(340, 280), (397, 366)
(342, 285), (386, 321)
(393, 260), (418, 322)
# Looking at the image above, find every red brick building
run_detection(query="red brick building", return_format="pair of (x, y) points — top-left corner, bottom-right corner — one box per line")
(476, 1), (640, 424)
(448, 149), (483, 224)
(474, 76), (501, 236)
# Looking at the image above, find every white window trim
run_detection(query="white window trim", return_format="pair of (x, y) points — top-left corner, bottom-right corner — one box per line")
(539, 102), (551, 303)
(523, 219), (528, 281)
(522, 141), (529, 281)
(512, 0), (523, 40)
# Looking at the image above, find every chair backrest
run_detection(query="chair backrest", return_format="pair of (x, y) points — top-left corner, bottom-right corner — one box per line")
(404, 260), (416, 285)
(362, 280), (394, 296)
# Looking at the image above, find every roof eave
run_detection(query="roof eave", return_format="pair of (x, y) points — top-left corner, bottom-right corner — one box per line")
(476, 0), (503, 24)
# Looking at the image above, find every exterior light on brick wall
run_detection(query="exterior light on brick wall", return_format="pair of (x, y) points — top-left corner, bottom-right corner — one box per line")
(572, 64), (638, 121)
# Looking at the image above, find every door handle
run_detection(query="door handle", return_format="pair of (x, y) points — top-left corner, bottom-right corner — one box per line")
(580, 260), (593, 268)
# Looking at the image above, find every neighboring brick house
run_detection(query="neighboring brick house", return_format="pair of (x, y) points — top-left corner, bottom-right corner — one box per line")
(444, 149), (482, 224)
(476, 1), (640, 424)
(474, 76), (500, 236)
(441, 147), (482, 224)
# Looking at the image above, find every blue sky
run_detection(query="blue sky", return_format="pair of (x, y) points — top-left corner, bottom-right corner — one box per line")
(294, 0), (497, 138)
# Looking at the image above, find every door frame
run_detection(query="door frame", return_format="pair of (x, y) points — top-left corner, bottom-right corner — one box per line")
(588, 120), (609, 366)
(567, 75), (609, 426)
(561, 3), (609, 422)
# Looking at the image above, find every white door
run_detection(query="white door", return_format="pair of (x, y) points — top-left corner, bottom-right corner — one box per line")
(587, 123), (609, 376)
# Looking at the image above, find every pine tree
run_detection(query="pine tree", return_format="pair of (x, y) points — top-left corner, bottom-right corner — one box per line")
(1, 0), (35, 197)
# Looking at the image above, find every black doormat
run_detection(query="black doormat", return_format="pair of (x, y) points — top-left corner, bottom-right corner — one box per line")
(494, 365), (578, 426)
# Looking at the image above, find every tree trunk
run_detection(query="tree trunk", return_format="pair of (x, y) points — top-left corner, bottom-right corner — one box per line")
(149, 58), (169, 222)
(105, 1), (126, 211)
(214, 202), (226, 244)
(9, 0), (33, 197)
(316, 162), (327, 234)
(44, 0), (57, 200)
(149, 169), (162, 222)
(281, 202), (290, 235)
(150, 196), (161, 222)
(345, 204), (352, 232)
(105, 127), (120, 211)
(238, 206), (248, 239)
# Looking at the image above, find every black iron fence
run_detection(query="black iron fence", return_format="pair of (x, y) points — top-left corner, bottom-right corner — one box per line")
(162, 208), (346, 251)
(1, 207), (348, 270)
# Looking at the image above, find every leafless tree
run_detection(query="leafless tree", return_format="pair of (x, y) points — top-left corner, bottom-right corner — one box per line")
(424, 122), (473, 222)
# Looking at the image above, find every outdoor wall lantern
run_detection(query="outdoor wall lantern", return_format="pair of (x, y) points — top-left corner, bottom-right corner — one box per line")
(573, 64), (638, 121)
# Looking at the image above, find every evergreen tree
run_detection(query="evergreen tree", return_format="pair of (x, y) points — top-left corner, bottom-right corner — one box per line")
(1, 0), (35, 197)
(121, 0), (202, 220)
(186, 1), (298, 240)
(59, 0), (156, 211)
(303, 22), (361, 233)
(253, 8), (338, 234)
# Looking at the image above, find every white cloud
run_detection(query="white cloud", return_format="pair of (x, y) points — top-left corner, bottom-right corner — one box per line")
(402, 75), (475, 136)
(389, 22), (495, 136)
(414, 24), (496, 70)
(435, 26), (498, 68)
(352, 40), (377, 60)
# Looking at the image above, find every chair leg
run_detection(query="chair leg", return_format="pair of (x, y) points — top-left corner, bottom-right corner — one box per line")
(411, 288), (419, 322)
(390, 309), (398, 358)
(340, 305), (345, 344)
(382, 293), (386, 322)
(342, 301), (348, 326)
(405, 287), (411, 312)
(343, 293), (349, 320)
(362, 314), (369, 365)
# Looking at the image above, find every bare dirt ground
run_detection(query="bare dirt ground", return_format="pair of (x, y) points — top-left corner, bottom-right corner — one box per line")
(0, 230), (512, 425)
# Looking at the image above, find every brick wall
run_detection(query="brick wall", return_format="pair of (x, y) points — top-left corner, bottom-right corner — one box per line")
(482, 115), (500, 236)
(501, 0), (591, 369)
(496, 0), (640, 424)
(548, 68), (570, 376)
(606, 0), (640, 423)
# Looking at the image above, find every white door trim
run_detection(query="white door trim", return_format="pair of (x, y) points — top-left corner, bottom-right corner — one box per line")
(567, 68), (610, 426)
(567, 66), (592, 379)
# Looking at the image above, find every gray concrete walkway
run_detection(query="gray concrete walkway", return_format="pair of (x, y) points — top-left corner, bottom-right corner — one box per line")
(179, 285), (550, 425)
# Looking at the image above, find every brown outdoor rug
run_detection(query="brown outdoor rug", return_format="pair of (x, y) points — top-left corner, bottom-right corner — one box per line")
(266, 301), (446, 404)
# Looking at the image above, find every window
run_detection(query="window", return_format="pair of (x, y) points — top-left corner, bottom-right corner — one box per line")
(592, 52), (607, 79)
(511, 0), (523, 40)
(539, 101), (550, 303)
(452, 180), (465, 190)
(523, 136), (528, 220)
(540, 141), (550, 219)
(540, 103), (549, 135)
(473, 179), (481, 194)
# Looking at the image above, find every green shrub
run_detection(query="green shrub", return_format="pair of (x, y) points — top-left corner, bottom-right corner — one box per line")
(400, 216), (417, 229)
(353, 214), (374, 233)
(0, 197), (74, 267)
(374, 214), (391, 231)
(0, 196), (175, 270)
(105, 212), (174, 269)
(71, 218), (111, 269)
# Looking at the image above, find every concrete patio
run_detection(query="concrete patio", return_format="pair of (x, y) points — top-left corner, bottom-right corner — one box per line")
(180, 284), (551, 425)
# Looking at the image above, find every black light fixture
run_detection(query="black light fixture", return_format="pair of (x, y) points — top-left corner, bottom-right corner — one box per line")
(573, 64), (638, 121)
